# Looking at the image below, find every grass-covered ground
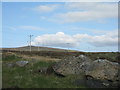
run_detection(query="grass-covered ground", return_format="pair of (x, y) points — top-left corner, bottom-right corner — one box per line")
(2, 52), (85, 88)
(2, 50), (119, 88)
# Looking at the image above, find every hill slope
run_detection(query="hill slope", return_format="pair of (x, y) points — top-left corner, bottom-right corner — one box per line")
(2, 46), (78, 52)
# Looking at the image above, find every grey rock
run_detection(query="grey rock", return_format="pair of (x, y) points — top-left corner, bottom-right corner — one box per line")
(38, 67), (48, 74)
(7, 63), (15, 68)
(16, 61), (29, 67)
(53, 55), (120, 87)
(52, 55), (92, 76)
(85, 59), (119, 81)
(85, 59), (120, 87)
(86, 77), (107, 88)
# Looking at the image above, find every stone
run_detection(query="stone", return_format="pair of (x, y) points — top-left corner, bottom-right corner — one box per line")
(52, 55), (92, 76)
(38, 67), (48, 74)
(85, 59), (120, 87)
(85, 59), (119, 81)
(16, 61), (29, 67)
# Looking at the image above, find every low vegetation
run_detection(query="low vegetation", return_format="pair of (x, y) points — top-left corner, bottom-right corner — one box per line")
(2, 52), (86, 88)
(2, 48), (119, 88)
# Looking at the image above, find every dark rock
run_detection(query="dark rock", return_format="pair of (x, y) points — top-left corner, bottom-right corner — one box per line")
(73, 75), (111, 88)
(72, 77), (86, 87)
(86, 75), (120, 88)
(86, 77), (107, 88)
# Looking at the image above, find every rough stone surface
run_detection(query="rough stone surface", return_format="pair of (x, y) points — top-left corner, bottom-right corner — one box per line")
(85, 59), (119, 81)
(38, 67), (48, 74)
(16, 61), (29, 67)
(52, 55), (120, 87)
(85, 59), (120, 87)
(52, 55), (92, 76)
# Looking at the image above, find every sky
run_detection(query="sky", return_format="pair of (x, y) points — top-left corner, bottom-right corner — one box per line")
(1, 0), (120, 2)
(1, 1), (119, 52)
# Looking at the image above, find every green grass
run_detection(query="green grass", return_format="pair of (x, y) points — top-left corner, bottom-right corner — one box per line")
(2, 63), (85, 88)
(3, 67), (85, 88)
(85, 52), (119, 62)
(2, 54), (23, 62)
(2, 51), (119, 88)
(2, 54), (86, 88)
(32, 60), (54, 68)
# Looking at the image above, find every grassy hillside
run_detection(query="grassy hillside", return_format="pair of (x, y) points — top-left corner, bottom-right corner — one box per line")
(2, 46), (120, 88)
(2, 46), (78, 52)
(2, 50), (119, 63)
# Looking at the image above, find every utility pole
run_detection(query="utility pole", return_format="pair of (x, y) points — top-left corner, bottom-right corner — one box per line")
(38, 42), (40, 51)
(27, 41), (29, 46)
(66, 43), (70, 52)
(27, 41), (29, 51)
(28, 35), (33, 52)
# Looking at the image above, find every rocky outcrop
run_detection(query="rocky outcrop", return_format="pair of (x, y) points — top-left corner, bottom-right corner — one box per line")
(52, 55), (92, 76)
(52, 55), (120, 87)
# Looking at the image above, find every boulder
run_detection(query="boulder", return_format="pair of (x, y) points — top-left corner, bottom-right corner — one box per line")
(52, 55), (92, 76)
(85, 59), (120, 87)
(86, 59), (119, 81)
(16, 61), (29, 67)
